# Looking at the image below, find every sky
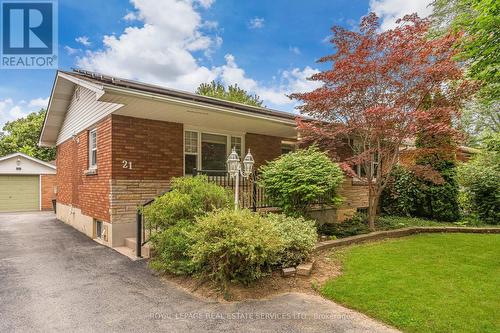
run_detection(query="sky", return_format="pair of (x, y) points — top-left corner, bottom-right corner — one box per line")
(0, 0), (433, 129)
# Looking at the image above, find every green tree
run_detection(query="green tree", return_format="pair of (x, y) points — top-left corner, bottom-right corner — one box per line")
(0, 109), (56, 161)
(196, 81), (264, 107)
(415, 96), (461, 222)
(457, 132), (500, 224)
(431, 0), (499, 143)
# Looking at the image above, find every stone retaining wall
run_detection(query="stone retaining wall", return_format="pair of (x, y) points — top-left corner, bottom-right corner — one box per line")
(315, 227), (500, 251)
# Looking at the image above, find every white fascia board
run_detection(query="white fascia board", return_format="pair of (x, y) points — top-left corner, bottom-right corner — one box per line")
(102, 85), (297, 127)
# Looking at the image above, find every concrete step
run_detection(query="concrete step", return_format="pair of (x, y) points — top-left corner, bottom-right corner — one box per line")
(124, 237), (151, 258)
(113, 246), (143, 261)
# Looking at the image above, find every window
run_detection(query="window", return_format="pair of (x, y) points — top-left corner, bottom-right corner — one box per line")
(184, 131), (198, 175)
(231, 136), (242, 156)
(354, 153), (379, 179)
(95, 220), (103, 239)
(202, 133), (227, 171)
(89, 129), (97, 169)
(184, 130), (244, 175)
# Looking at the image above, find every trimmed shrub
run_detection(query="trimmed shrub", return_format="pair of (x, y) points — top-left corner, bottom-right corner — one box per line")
(266, 214), (317, 268)
(149, 221), (197, 275)
(143, 192), (194, 230)
(381, 163), (461, 222)
(190, 209), (282, 287)
(318, 213), (370, 238)
(143, 175), (232, 230)
(170, 176), (233, 212)
(381, 166), (424, 216)
(259, 146), (344, 216)
(416, 160), (461, 222)
(458, 136), (500, 224)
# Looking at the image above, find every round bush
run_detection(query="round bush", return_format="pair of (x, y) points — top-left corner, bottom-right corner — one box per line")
(266, 214), (317, 268)
(149, 220), (197, 275)
(143, 175), (232, 230)
(259, 146), (344, 216)
(190, 209), (282, 287)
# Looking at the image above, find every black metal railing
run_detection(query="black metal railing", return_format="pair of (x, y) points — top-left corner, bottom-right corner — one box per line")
(193, 169), (275, 210)
(135, 191), (167, 258)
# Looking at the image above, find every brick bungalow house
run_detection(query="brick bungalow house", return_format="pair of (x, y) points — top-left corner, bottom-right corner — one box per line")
(39, 69), (368, 253)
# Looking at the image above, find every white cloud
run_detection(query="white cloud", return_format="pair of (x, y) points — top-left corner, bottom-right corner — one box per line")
(0, 98), (48, 129)
(289, 46), (301, 55)
(202, 20), (218, 29)
(76, 0), (319, 110)
(218, 54), (321, 109)
(248, 17), (265, 29)
(75, 36), (91, 46)
(123, 12), (138, 21)
(369, 0), (433, 30)
(28, 97), (49, 109)
(77, 0), (220, 91)
(64, 45), (79, 55)
(195, 0), (214, 8)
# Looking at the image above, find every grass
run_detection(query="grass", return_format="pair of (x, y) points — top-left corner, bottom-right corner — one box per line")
(321, 234), (500, 333)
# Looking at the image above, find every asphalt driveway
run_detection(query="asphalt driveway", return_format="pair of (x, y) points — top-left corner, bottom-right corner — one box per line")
(0, 212), (399, 333)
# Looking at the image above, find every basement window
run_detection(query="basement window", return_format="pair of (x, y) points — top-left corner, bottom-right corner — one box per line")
(95, 220), (103, 239)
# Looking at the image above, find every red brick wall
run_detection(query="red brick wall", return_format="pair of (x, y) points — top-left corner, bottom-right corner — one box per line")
(41, 174), (56, 210)
(56, 116), (112, 222)
(245, 133), (283, 168)
(111, 115), (184, 180)
(56, 137), (77, 206)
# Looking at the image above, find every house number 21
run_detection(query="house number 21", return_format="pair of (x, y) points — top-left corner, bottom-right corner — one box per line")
(122, 160), (133, 170)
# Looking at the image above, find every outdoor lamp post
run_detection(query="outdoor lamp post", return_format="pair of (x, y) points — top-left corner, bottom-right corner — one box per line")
(227, 148), (254, 210)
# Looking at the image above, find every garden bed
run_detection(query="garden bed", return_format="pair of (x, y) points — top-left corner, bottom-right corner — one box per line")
(154, 248), (341, 302)
(153, 226), (500, 303)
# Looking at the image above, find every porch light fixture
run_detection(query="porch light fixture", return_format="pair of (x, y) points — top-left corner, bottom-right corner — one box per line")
(227, 148), (254, 209)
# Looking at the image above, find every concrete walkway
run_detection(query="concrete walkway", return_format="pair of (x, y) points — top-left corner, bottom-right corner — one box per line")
(0, 212), (400, 333)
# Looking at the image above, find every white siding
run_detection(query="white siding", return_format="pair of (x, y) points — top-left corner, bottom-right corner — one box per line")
(0, 156), (56, 175)
(56, 86), (122, 145)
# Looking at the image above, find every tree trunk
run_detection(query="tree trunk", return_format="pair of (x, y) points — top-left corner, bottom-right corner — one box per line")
(368, 200), (376, 230)
(367, 187), (380, 231)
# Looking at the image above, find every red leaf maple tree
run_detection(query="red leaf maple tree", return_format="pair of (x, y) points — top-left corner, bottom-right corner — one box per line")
(291, 13), (473, 229)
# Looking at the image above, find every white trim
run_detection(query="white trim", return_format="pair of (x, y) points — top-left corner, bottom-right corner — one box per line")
(39, 175), (42, 211)
(39, 72), (106, 147)
(0, 152), (56, 170)
(88, 128), (98, 169)
(104, 85), (296, 126)
(58, 72), (104, 95)
(39, 73), (60, 147)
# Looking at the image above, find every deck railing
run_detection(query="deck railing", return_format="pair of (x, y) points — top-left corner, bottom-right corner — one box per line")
(193, 169), (274, 210)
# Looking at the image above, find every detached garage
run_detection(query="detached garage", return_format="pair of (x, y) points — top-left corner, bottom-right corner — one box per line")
(0, 152), (56, 212)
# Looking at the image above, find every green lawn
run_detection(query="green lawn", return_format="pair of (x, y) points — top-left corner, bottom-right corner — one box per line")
(321, 234), (500, 333)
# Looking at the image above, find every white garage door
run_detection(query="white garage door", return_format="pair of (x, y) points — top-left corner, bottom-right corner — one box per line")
(0, 175), (39, 212)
